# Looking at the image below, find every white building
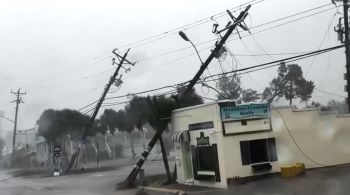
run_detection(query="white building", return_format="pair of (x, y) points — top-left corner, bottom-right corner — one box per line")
(172, 100), (350, 188)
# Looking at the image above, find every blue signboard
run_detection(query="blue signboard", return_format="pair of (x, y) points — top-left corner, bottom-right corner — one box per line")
(220, 103), (270, 119)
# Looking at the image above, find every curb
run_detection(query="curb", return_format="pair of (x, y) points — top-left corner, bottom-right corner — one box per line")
(138, 186), (186, 195)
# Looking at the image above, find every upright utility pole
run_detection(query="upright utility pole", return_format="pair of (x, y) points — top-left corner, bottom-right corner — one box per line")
(343, 0), (350, 112)
(335, 0), (350, 112)
(10, 88), (26, 154)
(123, 4), (251, 186)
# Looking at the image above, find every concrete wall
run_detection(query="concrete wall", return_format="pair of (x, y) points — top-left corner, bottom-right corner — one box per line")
(172, 103), (350, 188)
(221, 106), (350, 178)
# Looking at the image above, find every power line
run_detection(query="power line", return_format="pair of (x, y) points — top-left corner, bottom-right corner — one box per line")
(316, 7), (341, 87)
(77, 83), (184, 113)
(305, 5), (340, 76)
(239, 38), (274, 78)
(121, 4), (335, 85)
(79, 44), (344, 112)
(131, 5), (337, 79)
(252, 3), (332, 30)
(116, 0), (265, 51)
(27, 3), (337, 98)
(232, 51), (312, 56)
(202, 45), (345, 81)
(21, 1), (264, 91)
(106, 83), (184, 100)
(235, 6), (336, 41)
(50, 66), (114, 88)
(275, 108), (325, 167)
(225, 48), (264, 89)
(82, 88), (180, 114)
(137, 3), (334, 63)
(249, 33), (275, 61)
(75, 7), (339, 111)
(314, 88), (345, 98)
(77, 100), (99, 112)
(24, 55), (112, 88)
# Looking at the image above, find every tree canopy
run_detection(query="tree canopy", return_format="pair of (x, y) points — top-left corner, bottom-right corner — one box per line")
(125, 96), (150, 130)
(262, 62), (315, 105)
(37, 109), (90, 144)
(174, 87), (204, 108)
(216, 74), (260, 103)
(147, 95), (178, 132)
(36, 89), (203, 144)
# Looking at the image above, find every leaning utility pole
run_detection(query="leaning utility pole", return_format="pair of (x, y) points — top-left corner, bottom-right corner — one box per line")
(123, 4), (251, 186)
(67, 48), (135, 171)
(10, 88), (26, 154)
(334, 0), (350, 112)
(82, 48), (135, 139)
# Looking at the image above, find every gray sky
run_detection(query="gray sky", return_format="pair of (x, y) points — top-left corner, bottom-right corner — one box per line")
(0, 0), (346, 137)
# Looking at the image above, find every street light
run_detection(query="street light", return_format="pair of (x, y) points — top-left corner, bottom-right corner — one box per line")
(178, 31), (204, 64)
(179, 31), (226, 99)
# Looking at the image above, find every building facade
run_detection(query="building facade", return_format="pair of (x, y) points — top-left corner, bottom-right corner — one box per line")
(172, 100), (350, 188)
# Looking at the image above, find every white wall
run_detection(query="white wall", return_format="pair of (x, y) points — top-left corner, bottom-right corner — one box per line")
(173, 103), (350, 188)
(216, 106), (350, 179)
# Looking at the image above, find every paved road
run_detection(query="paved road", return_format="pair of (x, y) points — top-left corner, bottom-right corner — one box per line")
(0, 160), (172, 195)
(2, 160), (350, 195)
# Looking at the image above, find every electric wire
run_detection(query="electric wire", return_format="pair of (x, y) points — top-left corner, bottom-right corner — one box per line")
(83, 44), (343, 109)
(274, 108), (325, 167)
(23, 2), (335, 95)
(133, 5), (337, 80)
(24, 55), (112, 88)
(36, 4), (337, 96)
(75, 10), (341, 112)
(202, 45), (344, 81)
(116, 0), (265, 51)
(314, 88), (345, 98)
(239, 38), (274, 78)
(225, 48), (264, 90)
(305, 5), (341, 76)
(317, 8), (341, 86)
(20, 1), (263, 91)
(79, 44), (344, 113)
(138, 3), (333, 62)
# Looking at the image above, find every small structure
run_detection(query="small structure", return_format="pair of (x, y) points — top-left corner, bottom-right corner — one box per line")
(35, 135), (50, 165)
(172, 100), (350, 188)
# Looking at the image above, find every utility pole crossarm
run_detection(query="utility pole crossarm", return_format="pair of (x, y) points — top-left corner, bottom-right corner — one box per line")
(112, 49), (136, 66)
(183, 5), (251, 96)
